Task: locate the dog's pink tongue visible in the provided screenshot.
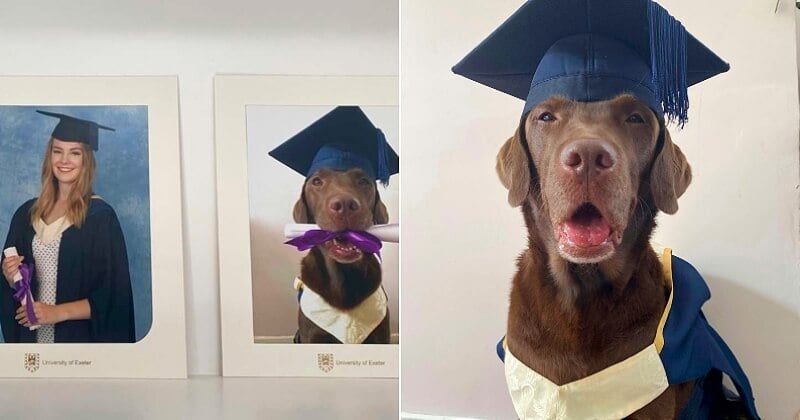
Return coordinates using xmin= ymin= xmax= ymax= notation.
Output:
xmin=564 ymin=218 xmax=611 ymax=247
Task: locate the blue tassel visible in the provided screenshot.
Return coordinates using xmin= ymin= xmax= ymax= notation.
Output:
xmin=648 ymin=1 xmax=689 ymax=127
xmin=375 ymin=129 xmax=390 ymax=187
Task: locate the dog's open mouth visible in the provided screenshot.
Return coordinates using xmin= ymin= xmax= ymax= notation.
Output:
xmin=323 ymin=236 xmax=364 ymax=263
xmin=555 ymin=203 xmax=621 ymax=263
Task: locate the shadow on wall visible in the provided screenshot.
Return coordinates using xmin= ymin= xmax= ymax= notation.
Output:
xmin=702 ymin=273 xmax=800 ymax=411
xmin=797 ymin=9 xmax=800 ymax=90
xmin=250 ymin=219 xmax=301 ymax=338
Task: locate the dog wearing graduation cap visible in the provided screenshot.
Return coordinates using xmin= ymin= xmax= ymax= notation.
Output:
xmin=270 ymin=106 xmax=398 ymax=344
xmin=454 ymin=0 xmax=758 ymax=418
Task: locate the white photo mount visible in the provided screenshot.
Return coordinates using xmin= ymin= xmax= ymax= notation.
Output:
xmin=215 ymin=75 xmax=399 ymax=377
xmin=0 ymin=76 xmax=186 ymax=378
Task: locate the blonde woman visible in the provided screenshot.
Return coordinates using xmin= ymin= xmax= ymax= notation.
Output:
xmin=0 ymin=111 xmax=134 ymax=343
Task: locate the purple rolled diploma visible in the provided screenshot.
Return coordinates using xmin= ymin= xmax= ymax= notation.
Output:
xmin=3 ymin=247 xmax=39 ymax=329
xmin=284 ymin=223 xmax=399 ymax=243
xmin=284 ymin=229 xmax=384 ymax=260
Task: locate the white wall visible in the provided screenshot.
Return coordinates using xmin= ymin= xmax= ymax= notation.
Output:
xmin=246 ymin=105 xmax=399 ymax=338
xmin=0 ymin=0 xmax=398 ymax=375
xmin=401 ymin=1 xmax=800 ymax=419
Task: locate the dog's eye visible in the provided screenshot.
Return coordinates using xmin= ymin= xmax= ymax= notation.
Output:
xmin=310 ymin=177 xmax=323 ymax=186
xmin=358 ymin=177 xmax=370 ymax=186
xmin=626 ymin=113 xmax=645 ymax=124
xmin=537 ymin=112 xmax=557 ymax=122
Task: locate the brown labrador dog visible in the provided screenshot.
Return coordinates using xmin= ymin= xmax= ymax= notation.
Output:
xmin=292 ymin=167 xmax=391 ymax=344
xmin=496 ymin=94 xmax=694 ymax=417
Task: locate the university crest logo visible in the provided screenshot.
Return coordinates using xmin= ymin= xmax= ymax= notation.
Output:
xmin=24 ymin=353 xmax=40 ymax=373
xmin=317 ymin=353 xmax=334 ymax=373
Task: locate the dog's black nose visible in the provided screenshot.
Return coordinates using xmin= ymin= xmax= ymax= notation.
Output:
xmin=328 ymin=195 xmax=361 ymax=216
xmin=560 ymin=139 xmax=617 ymax=176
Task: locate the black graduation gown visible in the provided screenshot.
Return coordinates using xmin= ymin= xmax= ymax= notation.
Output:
xmin=0 ymin=198 xmax=135 ymax=343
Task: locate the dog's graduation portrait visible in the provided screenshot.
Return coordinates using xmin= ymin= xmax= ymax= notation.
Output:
xmin=245 ymin=104 xmax=399 ymax=347
xmin=452 ymin=0 xmax=759 ymax=418
xmin=269 ymin=106 xmax=399 ymax=344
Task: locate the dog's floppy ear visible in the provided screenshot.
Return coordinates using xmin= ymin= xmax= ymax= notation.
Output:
xmin=496 ymin=126 xmax=531 ymax=207
xmin=293 ymin=187 xmax=311 ymax=223
xmin=373 ymin=190 xmax=389 ymax=224
xmin=650 ymin=128 xmax=692 ymax=215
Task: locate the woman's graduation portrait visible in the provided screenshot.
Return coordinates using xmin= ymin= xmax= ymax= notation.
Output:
xmin=0 ymin=106 xmax=151 ymax=343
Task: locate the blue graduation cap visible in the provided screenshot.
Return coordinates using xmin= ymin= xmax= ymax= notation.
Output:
xmin=269 ymin=106 xmax=399 ymax=186
xmin=452 ymin=0 xmax=730 ymax=126
xmin=36 ymin=110 xmax=115 ymax=151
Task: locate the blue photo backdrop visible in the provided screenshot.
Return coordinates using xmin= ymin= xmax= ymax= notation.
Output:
xmin=0 ymin=106 xmax=151 ymax=342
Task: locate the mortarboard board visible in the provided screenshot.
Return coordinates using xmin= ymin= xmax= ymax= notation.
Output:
xmin=36 ymin=110 xmax=115 ymax=151
xmin=269 ymin=106 xmax=399 ymax=186
xmin=452 ymin=0 xmax=730 ymax=126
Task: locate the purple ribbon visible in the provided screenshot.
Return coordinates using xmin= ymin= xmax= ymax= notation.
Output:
xmin=285 ymin=230 xmax=383 ymax=260
xmin=12 ymin=263 xmax=37 ymax=325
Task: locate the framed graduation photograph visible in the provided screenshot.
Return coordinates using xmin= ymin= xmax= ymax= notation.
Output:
xmin=0 ymin=77 xmax=186 ymax=378
xmin=215 ymin=75 xmax=398 ymax=377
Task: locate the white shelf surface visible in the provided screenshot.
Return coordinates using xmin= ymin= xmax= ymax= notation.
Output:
xmin=0 ymin=375 xmax=399 ymax=419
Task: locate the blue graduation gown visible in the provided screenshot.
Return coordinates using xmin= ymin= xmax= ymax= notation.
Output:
xmin=0 ymin=198 xmax=135 ymax=343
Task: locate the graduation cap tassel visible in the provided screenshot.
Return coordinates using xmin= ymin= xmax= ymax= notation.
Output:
xmin=648 ymin=1 xmax=689 ymax=127
xmin=375 ymin=129 xmax=390 ymax=187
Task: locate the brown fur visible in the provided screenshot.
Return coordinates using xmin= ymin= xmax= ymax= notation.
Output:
xmin=496 ymin=95 xmax=694 ymax=417
xmin=293 ymin=168 xmax=390 ymax=344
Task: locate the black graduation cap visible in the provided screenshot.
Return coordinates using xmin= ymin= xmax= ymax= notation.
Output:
xmin=269 ymin=106 xmax=399 ymax=186
xmin=36 ymin=110 xmax=115 ymax=151
xmin=452 ymin=0 xmax=730 ymax=126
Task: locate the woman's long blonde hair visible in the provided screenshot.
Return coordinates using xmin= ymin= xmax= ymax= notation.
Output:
xmin=30 ymin=138 xmax=96 ymax=227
